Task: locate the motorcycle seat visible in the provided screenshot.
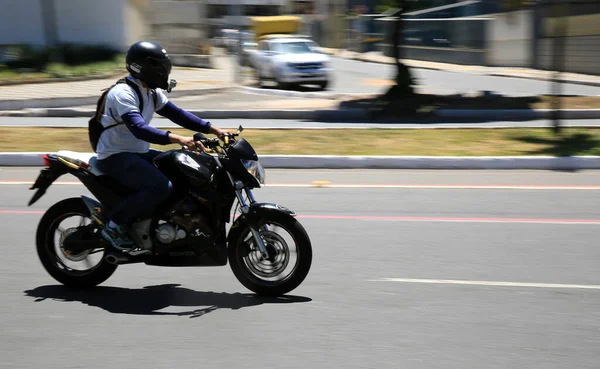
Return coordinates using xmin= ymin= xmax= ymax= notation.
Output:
xmin=56 ymin=150 xmax=137 ymax=196
xmin=56 ymin=151 xmax=105 ymax=176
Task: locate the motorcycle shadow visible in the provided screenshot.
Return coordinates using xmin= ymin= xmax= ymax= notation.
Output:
xmin=24 ymin=284 xmax=312 ymax=318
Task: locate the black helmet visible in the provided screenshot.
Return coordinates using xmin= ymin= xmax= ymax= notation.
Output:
xmin=126 ymin=41 xmax=174 ymax=91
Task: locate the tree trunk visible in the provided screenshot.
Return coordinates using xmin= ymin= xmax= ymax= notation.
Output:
xmin=390 ymin=4 xmax=414 ymax=97
xmin=376 ymin=4 xmax=415 ymax=118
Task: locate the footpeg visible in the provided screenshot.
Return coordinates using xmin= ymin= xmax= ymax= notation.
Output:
xmin=127 ymin=249 xmax=152 ymax=256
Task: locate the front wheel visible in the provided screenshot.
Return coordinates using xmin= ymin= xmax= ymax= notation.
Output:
xmin=229 ymin=211 xmax=312 ymax=296
xmin=36 ymin=197 xmax=117 ymax=287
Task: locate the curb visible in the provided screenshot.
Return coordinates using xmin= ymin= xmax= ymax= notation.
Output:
xmin=3 ymin=152 xmax=600 ymax=170
xmin=0 ymin=86 xmax=232 ymax=111
xmin=2 ymin=107 xmax=600 ymax=121
xmin=435 ymin=109 xmax=600 ymax=121
xmin=239 ymin=86 xmax=365 ymax=100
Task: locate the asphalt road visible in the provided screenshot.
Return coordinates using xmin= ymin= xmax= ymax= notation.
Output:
xmin=1 ymin=168 xmax=600 ymax=369
xmin=2 ymin=117 xmax=600 ymax=129
xmin=323 ymin=57 xmax=599 ymax=97
xmin=241 ymin=56 xmax=599 ymax=97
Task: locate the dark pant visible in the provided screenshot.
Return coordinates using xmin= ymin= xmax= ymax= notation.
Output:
xmin=96 ymin=150 xmax=172 ymax=225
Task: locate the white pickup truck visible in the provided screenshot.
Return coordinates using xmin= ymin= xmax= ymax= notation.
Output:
xmin=249 ymin=36 xmax=331 ymax=90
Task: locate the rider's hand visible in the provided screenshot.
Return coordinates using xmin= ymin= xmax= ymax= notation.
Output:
xmin=210 ymin=126 xmax=230 ymax=141
xmin=169 ymin=133 xmax=204 ymax=152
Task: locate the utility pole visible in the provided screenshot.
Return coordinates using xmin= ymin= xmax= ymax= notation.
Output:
xmin=230 ymin=0 xmax=244 ymax=84
xmin=40 ymin=0 xmax=58 ymax=48
xmin=551 ymin=0 xmax=568 ymax=135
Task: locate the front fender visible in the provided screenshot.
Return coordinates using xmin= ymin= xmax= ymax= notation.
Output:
xmin=227 ymin=203 xmax=296 ymax=247
xmin=249 ymin=203 xmax=296 ymax=217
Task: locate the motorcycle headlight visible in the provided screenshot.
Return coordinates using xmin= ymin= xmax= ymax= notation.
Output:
xmin=242 ymin=159 xmax=266 ymax=185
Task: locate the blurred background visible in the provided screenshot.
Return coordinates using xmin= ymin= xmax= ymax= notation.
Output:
xmin=2 ymin=0 xmax=598 ymax=71
xmin=0 ymin=0 xmax=598 ymax=130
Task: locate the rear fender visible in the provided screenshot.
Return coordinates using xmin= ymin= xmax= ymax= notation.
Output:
xmin=28 ymin=154 xmax=70 ymax=206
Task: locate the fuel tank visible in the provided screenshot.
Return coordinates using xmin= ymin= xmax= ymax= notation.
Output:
xmin=154 ymin=149 xmax=217 ymax=188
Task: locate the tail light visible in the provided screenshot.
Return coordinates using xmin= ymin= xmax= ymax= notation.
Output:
xmin=42 ymin=154 xmax=50 ymax=167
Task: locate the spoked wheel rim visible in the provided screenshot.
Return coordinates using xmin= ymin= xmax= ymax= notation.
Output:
xmin=45 ymin=212 xmax=105 ymax=277
xmin=238 ymin=221 xmax=300 ymax=286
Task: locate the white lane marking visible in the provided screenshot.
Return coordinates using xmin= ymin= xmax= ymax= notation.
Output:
xmin=370 ymin=278 xmax=600 ymax=290
xmin=0 ymin=181 xmax=81 ymax=185
xmin=1 ymin=181 xmax=599 ymax=190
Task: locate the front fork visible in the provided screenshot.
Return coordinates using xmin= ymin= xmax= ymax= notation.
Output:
xmin=233 ymin=185 xmax=271 ymax=260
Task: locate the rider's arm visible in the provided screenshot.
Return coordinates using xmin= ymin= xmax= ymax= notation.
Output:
xmin=121 ymin=112 xmax=172 ymax=145
xmin=156 ymin=101 xmax=212 ymax=134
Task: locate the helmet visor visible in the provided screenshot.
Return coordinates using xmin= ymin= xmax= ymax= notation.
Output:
xmin=143 ymin=57 xmax=172 ymax=90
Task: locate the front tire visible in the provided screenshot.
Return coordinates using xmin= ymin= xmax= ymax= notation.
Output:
xmin=36 ymin=197 xmax=117 ymax=287
xmin=229 ymin=211 xmax=312 ymax=296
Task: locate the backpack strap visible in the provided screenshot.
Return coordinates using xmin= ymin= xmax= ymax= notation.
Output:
xmin=124 ymin=78 xmax=145 ymax=113
xmin=105 ymin=78 xmax=150 ymax=124
xmin=94 ymin=78 xmax=126 ymax=123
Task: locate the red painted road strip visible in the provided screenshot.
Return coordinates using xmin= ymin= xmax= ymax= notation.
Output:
xmin=1 ymin=210 xmax=599 ymax=225
xmin=1 ymin=180 xmax=600 ymax=190
xmin=296 ymin=214 xmax=600 ymax=224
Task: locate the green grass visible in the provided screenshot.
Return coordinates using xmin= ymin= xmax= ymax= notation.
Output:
xmin=0 ymin=55 xmax=124 ymax=83
xmin=44 ymin=55 xmax=124 ymax=78
xmin=1 ymin=127 xmax=600 ymax=156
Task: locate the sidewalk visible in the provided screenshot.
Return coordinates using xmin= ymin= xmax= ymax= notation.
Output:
xmin=0 ymin=56 xmax=236 ymax=110
xmin=319 ymin=48 xmax=600 ymax=88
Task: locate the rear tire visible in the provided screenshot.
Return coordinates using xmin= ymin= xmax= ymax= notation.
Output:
xmin=36 ymin=197 xmax=117 ymax=287
xmin=229 ymin=211 xmax=312 ymax=296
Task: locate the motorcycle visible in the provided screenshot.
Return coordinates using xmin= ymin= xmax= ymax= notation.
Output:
xmin=28 ymin=126 xmax=312 ymax=296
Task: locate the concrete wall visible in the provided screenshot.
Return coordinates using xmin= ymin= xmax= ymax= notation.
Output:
xmin=149 ymin=1 xmax=208 ymax=53
xmin=0 ymin=0 xmax=47 ymax=46
xmin=150 ymin=1 xmax=206 ymax=25
xmin=0 ymin=0 xmax=150 ymax=51
xmin=54 ymin=0 xmax=125 ymax=49
xmin=486 ymin=10 xmax=533 ymax=67
xmin=536 ymin=12 xmax=600 ymax=76
xmin=125 ymin=0 xmax=152 ymax=47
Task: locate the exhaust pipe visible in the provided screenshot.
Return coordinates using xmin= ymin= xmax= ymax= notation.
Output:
xmin=104 ymin=252 xmax=129 ymax=265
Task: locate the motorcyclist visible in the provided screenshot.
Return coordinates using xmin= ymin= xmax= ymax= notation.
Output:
xmin=96 ymin=40 xmax=229 ymax=253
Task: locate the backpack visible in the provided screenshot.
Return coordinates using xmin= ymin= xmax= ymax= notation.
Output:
xmin=88 ymin=78 xmax=157 ymax=152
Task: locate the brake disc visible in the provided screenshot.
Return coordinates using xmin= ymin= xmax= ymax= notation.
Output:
xmin=60 ymin=227 xmax=92 ymax=262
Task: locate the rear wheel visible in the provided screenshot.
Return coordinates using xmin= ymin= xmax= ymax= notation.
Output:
xmin=229 ymin=211 xmax=312 ymax=296
xmin=36 ymin=198 xmax=117 ymax=287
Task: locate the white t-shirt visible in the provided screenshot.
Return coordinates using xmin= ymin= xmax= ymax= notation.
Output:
xmin=96 ymin=76 xmax=169 ymax=160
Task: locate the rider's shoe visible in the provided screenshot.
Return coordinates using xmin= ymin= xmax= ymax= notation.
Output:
xmin=101 ymin=223 xmax=137 ymax=252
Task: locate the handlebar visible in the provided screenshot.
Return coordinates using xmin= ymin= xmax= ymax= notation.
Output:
xmin=190 ymin=125 xmax=244 ymax=153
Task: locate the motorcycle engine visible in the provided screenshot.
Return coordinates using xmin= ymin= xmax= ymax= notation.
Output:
xmin=157 ymin=196 xmax=213 ymax=244
xmin=156 ymin=223 xmax=186 ymax=244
